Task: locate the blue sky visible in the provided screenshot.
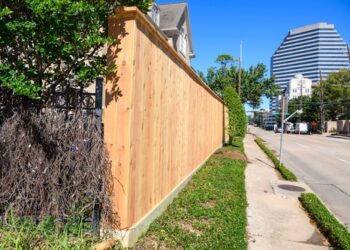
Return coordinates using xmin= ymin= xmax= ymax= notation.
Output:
xmin=157 ymin=0 xmax=350 ymax=110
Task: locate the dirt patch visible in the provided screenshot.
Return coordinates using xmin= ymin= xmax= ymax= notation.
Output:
xmin=215 ymin=149 xmax=247 ymax=162
xmin=135 ymin=235 xmax=158 ymax=249
xmin=179 ymin=221 xmax=202 ymax=236
xmin=199 ymin=218 xmax=214 ymax=226
xmin=202 ymin=200 xmax=217 ymax=209
xmin=135 ymin=235 xmax=172 ymax=250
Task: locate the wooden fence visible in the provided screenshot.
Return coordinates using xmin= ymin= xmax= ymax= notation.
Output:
xmin=104 ymin=7 xmax=227 ymax=242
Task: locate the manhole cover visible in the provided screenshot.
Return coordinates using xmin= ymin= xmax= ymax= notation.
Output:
xmin=278 ymin=184 xmax=306 ymax=192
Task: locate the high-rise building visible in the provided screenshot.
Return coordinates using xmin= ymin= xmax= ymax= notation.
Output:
xmin=270 ymin=23 xmax=349 ymax=111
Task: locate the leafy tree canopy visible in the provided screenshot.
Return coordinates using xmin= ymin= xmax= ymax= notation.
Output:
xmin=287 ymin=96 xmax=319 ymax=124
xmin=0 ymin=0 xmax=152 ymax=101
xmin=323 ymin=69 xmax=350 ymax=120
xmin=284 ymin=69 xmax=350 ymax=125
xmin=199 ymin=54 xmax=279 ymax=108
xmin=215 ymin=54 xmax=236 ymax=66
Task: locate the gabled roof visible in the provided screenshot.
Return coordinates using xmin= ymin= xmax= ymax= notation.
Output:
xmin=158 ymin=2 xmax=195 ymax=58
xmin=158 ymin=2 xmax=187 ymax=30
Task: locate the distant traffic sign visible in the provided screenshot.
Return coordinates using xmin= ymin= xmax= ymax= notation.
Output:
xmin=272 ymin=112 xmax=289 ymax=116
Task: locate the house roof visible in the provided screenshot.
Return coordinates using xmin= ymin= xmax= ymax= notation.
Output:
xmin=158 ymin=2 xmax=195 ymax=58
xmin=158 ymin=2 xmax=187 ymax=30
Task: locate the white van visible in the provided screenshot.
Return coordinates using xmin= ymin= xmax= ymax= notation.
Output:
xmin=294 ymin=122 xmax=309 ymax=134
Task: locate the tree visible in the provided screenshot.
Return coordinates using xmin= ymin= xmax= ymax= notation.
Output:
xmin=215 ymin=54 xmax=235 ymax=66
xmin=241 ymin=64 xmax=278 ymax=108
xmin=198 ymin=55 xmax=236 ymax=96
xmin=223 ymin=86 xmax=246 ymax=144
xmin=287 ymin=96 xmax=319 ymax=124
xmin=0 ymin=0 xmax=152 ymax=104
xmin=323 ymin=69 xmax=350 ymax=120
xmin=199 ymin=54 xmax=279 ymax=108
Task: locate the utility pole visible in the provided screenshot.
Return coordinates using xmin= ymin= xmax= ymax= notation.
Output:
xmin=299 ymin=77 xmax=303 ymax=128
xmin=319 ymin=70 xmax=325 ymax=133
xmin=300 ymin=77 xmax=303 ymax=110
xmin=279 ymin=92 xmax=286 ymax=164
xmin=238 ymin=41 xmax=242 ymax=97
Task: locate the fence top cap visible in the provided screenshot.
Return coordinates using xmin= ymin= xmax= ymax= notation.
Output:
xmin=110 ymin=6 xmax=225 ymax=105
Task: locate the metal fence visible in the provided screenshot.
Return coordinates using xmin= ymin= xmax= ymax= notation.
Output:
xmin=0 ymin=78 xmax=105 ymax=235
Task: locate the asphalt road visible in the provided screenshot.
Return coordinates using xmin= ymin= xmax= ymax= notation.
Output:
xmin=249 ymin=126 xmax=350 ymax=228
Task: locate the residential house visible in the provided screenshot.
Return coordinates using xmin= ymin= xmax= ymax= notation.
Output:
xmin=148 ymin=2 xmax=195 ymax=64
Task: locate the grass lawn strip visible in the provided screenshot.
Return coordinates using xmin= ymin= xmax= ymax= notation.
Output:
xmin=135 ymin=137 xmax=247 ymax=249
xmin=0 ymin=215 xmax=99 ymax=249
xmin=300 ymin=193 xmax=350 ymax=250
xmin=254 ymin=137 xmax=297 ymax=181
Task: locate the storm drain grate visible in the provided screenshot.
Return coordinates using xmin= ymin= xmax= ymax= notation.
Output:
xmin=278 ymin=184 xmax=306 ymax=192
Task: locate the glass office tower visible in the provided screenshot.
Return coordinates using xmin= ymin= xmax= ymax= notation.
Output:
xmin=270 ymin=23 xmax=349 ymax=111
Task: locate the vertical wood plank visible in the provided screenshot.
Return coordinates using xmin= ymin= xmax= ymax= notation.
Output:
xmin=105 ymin=16 xmax=137 ymax=228
xmin=106 ymin=8 xmax=228 ymax=228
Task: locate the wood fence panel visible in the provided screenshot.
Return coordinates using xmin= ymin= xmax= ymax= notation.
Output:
xmin=106 ymin=7 xmax=227 ymax=229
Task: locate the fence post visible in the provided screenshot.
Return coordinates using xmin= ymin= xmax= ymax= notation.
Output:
xmin=95 ymin=77 xmax=104 ymax=129
xmin=104 ymin=12 xmax=137 ymax=229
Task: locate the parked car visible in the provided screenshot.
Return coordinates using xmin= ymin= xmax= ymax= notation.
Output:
xmin=285 ymin=122 xmax=294 ymax=133
xmin=294 ymin=122 xmax=310 ymax=134
xmin=275 ymin=127 xmax=282 ymax=133
xmin=274 ymin=122 xmax=294 ymax=133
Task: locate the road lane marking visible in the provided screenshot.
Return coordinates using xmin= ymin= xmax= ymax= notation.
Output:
xmin=338 ymin=158 xmax=350 ymax=165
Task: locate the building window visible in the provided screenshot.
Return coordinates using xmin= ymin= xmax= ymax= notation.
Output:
xmin=151 ymin=5 xmax=159 ymax=26
xmin=179 ymin=27 xmax=187 ymax=56
xmin=293 ymin=89 xmax=297 ymax=93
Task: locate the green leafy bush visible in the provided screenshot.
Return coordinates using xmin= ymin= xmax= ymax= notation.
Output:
xmin=0 ymin=0 xmax=152 ymax=101
xmin=300 ymin=193 xmax=350 ymax=249
xmin=223 ymin=86 xmax=247 ymax=144
xmin=254 ymin=137 xmax=297 ymax=181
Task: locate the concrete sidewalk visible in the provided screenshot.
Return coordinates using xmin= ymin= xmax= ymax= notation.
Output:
xmin=244 ymin=133 xmax=328 ymax=250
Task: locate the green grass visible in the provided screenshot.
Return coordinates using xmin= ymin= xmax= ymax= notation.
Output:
xmin=300 ymin=193 xmax=350 ymax=250
xmin=254 ymin=137 xmax=298 ymax=181
xmin=135 ymin=138 xmax=247 ymax=249
xmin=227 ymin=136 xmax=245 ymax=154
xmin=0 ymin=214 xmax=99 ymax=250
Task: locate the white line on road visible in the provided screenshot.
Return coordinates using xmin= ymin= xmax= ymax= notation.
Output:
xmin=338 ymin=159 xmax=350 ymax=165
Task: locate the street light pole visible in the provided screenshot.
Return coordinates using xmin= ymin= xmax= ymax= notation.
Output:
xmin=238 ymin=42 xmax=242 ymax=97
xmin=300 ymin=78 xmax=303 ymax=110
xmin=299 ymin=77 xmax=303 ymax=131
xmin=279 ymin=106 xmax=303 ymax=165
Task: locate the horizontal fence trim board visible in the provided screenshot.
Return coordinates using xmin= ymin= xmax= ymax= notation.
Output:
xmin=112 ymin=7 xmax=224 ymax=104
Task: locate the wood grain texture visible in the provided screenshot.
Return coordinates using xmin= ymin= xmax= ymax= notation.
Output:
xmin=106 ymin=7 xmax=227 ymax=229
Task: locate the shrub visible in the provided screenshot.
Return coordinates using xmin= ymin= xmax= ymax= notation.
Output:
xmin=223 ymin=86 xmax=247 ymax=145
xmin=0 ymin=112 xmax=117 ymax=228
xmin=300 ymin=193 xmax=350 ymax=249
xmin=330 ymin=127 xmax=338 ymax=134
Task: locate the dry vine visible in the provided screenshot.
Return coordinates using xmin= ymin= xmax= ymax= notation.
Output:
xmin=0 ymin=111 xmax=118 ymax=228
